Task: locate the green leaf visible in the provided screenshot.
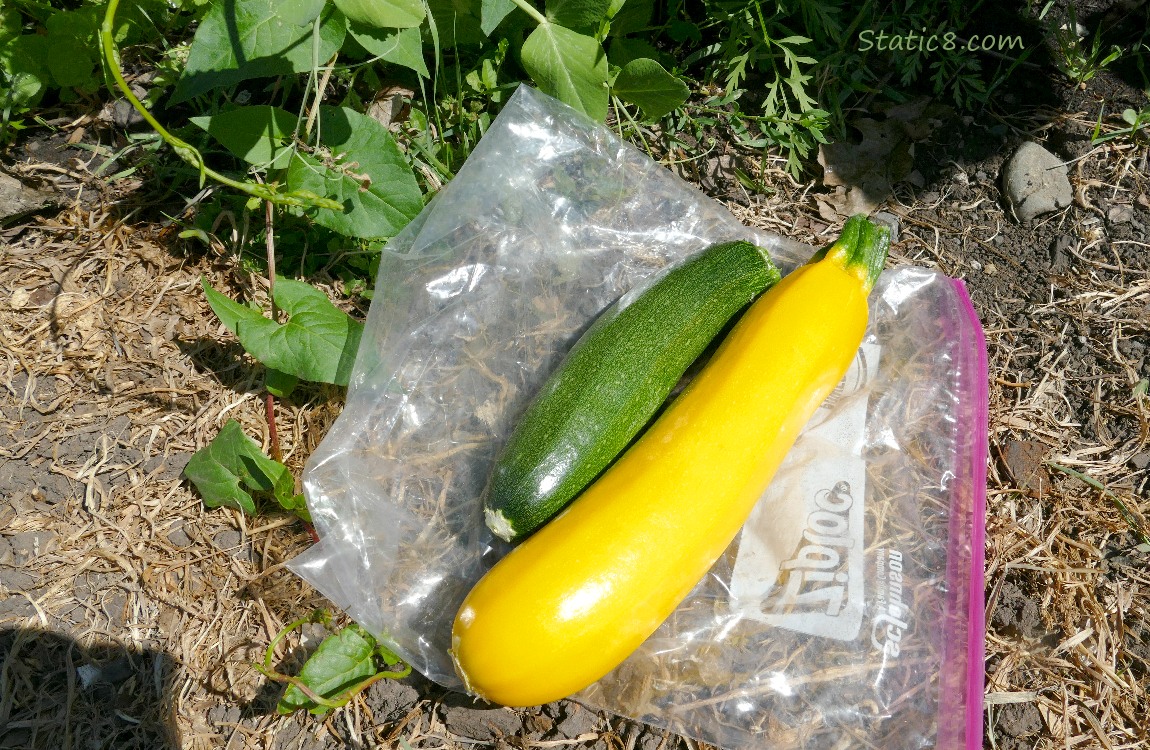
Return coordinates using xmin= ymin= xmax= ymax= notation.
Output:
xmin=190 ymin=106 xmax=299 ymax=168
xmin=172 ymin=0 xmax=347 ymax=104
xmin=44 ymin=10 xmax=101 ymax=91
xmin=606 ymin=36 xmax=659 ymax=68
xmin=480 ymin=0 xmax=517 ymax=34
xmin=0 ymin=11 xmax=20 ymax=46
xmin=184 ymin=420 xmax=294 ymax=516
xmin=521 ymin=24 xmax=608 ymax=121
xmin=278 ymin=624 xmax=381 ymax=715
xmin=286 ymin=106 xmax=423 ymax=239
xmin=333 ymin=0 xmax=424 ymax=28
xmin=545 ymin=0 xmax=612 ymax=34
xmin=280 ymin=0 xmax=330 ymax=26
xmin=349 ymin=24 xmax=428 ymax=77
xmin=608 ymin=0 xmax=651 ymax=36
xmin=426 ymin=0 xmax=488 ymax=48
xmin=202 ymin=276 xmax=365 ymax=386
xmin=0 ymin=35 xmax=50 ymax=109
xmin=265 ymin=368 xmax=300 ymax=398
xmin=611 ymin=57 xmax=688 ymax=120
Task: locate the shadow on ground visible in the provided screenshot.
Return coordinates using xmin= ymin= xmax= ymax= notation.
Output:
xmin=0 ymin=628 xmax=177 ymax=750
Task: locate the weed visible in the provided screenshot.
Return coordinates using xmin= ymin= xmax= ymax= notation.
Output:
xmin=1051 ymin=5 xmax=1122 ymax=85
xmin=1091 ymin=105 xmax=1150 ymax=146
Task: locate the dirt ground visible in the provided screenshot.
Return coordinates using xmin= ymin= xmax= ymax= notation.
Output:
xmin=3 ymin=14 xmax=1150 ymax=750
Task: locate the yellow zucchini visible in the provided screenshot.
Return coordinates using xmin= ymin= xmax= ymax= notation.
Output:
xmin=451 ymin=216 xmax=889 ymax=707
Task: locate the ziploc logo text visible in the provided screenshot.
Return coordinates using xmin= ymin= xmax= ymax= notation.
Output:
xmin=769 ymin=481 xmax=856 ymax=618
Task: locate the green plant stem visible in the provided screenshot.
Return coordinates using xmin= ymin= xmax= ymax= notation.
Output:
xmin=406 ymin=133 xmax=455 ymax=181
xmin=254 ymin=611 xmax=412 ymax=711
xmin=508 ymin=0 xmax=548 ymax=26
xmin=99 ymin=0 xmax=342 ymax=211
xmin=689 ymin=103 xmax=825 ymax=127
xmin=1045 ymin=461 xmax=1150 ymax=547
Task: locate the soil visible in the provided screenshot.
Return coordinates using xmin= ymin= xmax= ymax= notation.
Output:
xmin=3 ymin=1 xmax=1150 ymax=749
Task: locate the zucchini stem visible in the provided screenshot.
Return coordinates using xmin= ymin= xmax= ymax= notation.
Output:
xmin=809 ymin=214 xmax=891 ymax=292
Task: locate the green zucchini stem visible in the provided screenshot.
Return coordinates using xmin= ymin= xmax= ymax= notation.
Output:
xmin=807 ymin=214 xmax=891 ymax=292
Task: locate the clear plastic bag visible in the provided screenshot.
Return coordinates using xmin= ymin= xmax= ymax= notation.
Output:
xmin=289 ymin=85 xmax=988 ymax=750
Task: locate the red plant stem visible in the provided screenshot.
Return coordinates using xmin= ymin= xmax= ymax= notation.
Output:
xmin=266 ymin=393 xmax=282 ymax=463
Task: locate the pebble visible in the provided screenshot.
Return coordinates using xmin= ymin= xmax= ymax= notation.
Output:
xmin=1107 ymin=204 xmax=1134 ymax=224
xmin=1003 ymin=142 xmax=1073 ymax=222
xmin=871 ymin=210 xmax=900 ymax=244
xmin=0 ymin=171 xmax=57 ymax=223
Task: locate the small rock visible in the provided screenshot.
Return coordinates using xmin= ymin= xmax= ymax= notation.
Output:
xmin=77 ymin=663 xmax=103 ymax=689
xmin=9 ymin=530 xmax=58 ymax=566
xmin=112 ymin=100 xmax=145 ymax=128
xmin=1107 ymin=204 xmax=1134 ymax=224
xmin=0 ymin=536 xmax=12 ymax=565
xmin=1004 ymin=439 xmax=1049 ymax=497
xmin=97 ymin=83 xmax=148 ymax=128
xmin=1003 ymin=142 xmax=1073 ymax=222
xmin=103 ymin=590 xmax=128 ymax=628
xmin=364 ymin=678 xmax=420 ymax=726
xmin=206 ymin=704 xmax=242 ymax=725
xmin=1132 ymin=452 xmax=1150 ymax=470
xmin=0 ymin=567 xmax=37 ymax=591
xmin=970 ymin=259 xmax=982 ymax=271
xmin=524 ymin=711 xmax=554 ymax=734
xmin=166 ymin=520 xmax=192 ymax=548
xmin=0 ymin=171 xmax=57 ymax=224
xmin=442 ymin=703 xmax=521 ymax=741
xmin=998 ymin=701 xmax=1043 ymax=738
xmin=548 ymin=702 xmax=599 ymax=740
xmin=93 ymin=655 xmax=136 ymax=685
xmin=213 ymin=529 xmax=243 ymax=553
xmin=985 ymin=263 xmax=997 ymax=275
xmin=871 ymin=210 xmax=900 ymax=244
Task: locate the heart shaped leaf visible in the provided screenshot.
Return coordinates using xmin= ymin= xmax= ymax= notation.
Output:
xmin=202 ymin=277 xmax=364 ymax=386
xmin=278 ymin=624 xmax=382 ymax=715
xmin=286 ymin=106 xmax=423 ymax=239
xmin=190 ymin=105 xmax=299 ymax=168
xmin=611 ymin=57 xmax=689 ymax=120
xmin=521 ymin=24 xmax=608 ymax=121
xmin=173 ymin=0 xmax=347 ymax=103
xmin=184 ymin=420 xmax=303 ymax=517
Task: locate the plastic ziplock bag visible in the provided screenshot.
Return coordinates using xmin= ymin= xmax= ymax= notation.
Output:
xmin=289 ymin=85 xmax=988 ymax=750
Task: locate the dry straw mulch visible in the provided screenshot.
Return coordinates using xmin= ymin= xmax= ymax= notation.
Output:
xmin=1 ymin=204 xmax=346 ymax=748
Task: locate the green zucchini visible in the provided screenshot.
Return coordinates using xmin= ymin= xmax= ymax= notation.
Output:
xmin=484 ymin=240 xmax=781 ymax=542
